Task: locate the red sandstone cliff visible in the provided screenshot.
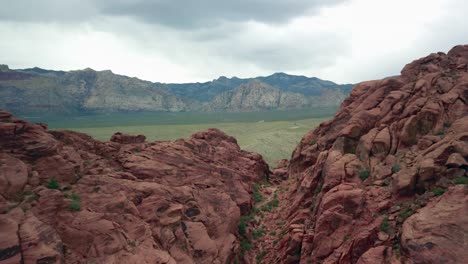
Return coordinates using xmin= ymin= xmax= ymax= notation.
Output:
xmin=266 ymin=45 xmax=468 ymax=263
xmin=0 ymin=112 xmax=269 ymax=263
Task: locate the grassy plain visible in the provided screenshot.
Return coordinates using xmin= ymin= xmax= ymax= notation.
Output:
xmin=23 ymin=108 xmax=335 ymax=166
xmin=60 ymin=118 xmax=326 ymax=165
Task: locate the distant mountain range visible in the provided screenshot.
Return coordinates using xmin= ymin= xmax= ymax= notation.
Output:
xmin=0 ymin=65 xmax=353 ymax=114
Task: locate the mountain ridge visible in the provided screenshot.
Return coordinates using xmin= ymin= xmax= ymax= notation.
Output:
xmin=0 ymin=65 xmax=353 ymax=114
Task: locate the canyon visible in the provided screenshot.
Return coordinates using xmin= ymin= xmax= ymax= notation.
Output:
xmin=0 ymin=45 xmax=467 ymax=264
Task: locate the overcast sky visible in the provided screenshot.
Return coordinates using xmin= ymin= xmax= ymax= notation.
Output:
xmin=0 ymin=0 xmax=467 ymax=83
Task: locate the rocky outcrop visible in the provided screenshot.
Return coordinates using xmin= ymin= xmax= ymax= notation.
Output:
xmin=0 ymin=111 xmax=270 ymax=263
xmin=0 ymin=68 xmax=352 ymax=114
xmin=110 ymin=132 xmax=146 ymax=144
xmin=265 ymin=45 xmax=468 ymax=263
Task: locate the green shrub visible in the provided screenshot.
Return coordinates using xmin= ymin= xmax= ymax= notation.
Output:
xmin=435 ymin=130 xmax=445 ymax=136
xmin=240 ymin=238 xmax=252 ymax=256
xmin=443 ymin=121 xmax=452 ymax=128
xmin=391 ymin=164 xmax=401 ymax=174
xmin=432 ymin=187 xmax=445 ymax=196
xmin=454 ymin=177 xmax=468 ymax=185
xmin=310 ymin=140 xmax=317 ymax=145
xmin=252 ymin=184 xmax=263 ymax=203
xmin=70 ymin=193 xmax=81 ymax=201
xmin=67 ymin=192 xmax=81 ymax=212
xmin=261 ymin=199 xmax=279 ymax=212
xmin=393 ymin=244 xmax=401 ymax=258
xmin=129 ymin=241 xmax=136 ymax=248
xmin=276 ymin=221 xmax=285 ymax=226
xmin=278 ymin=228 xmax=288 ymax=238
xmin=380 ymin=216 xmax=390 ymax=233
xmin=399 ymin=205 xmax=414 ymax=221
xmin=269 ymin=231 xmax=277 ymax=236
xmin=69 ymin=200 xmax=81 ymax=212
xmin=62 ymin=185 xmax=72 ymax=191
xmin=256 ymin=251 xmax=267 ymax=264
xmin=252 ymin=228 xmax=266 ymax=239
xmin=46 ymin=178 xmax=60 ymax=190
xmin=359 ymin=169 xmax=370 ymax=181
xmin=238 ymin=217 xmax=247 ymax=235
xmin=343 ymin=235 xmax=350 ymax=242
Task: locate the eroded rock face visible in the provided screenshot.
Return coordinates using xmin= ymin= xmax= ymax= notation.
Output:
xmin=0 ymin=112 xmax=269 ymax=264
xmin=274 ymin=45 xmax=468 ymax=263
xmin=401 ymin=186 xmax=468 ymax=264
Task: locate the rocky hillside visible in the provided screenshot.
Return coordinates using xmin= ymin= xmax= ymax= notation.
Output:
xmin=0 ymin=67 xmax=187 ymax=114
xmin=243 ymin=45 xmax=468 ymax=263
xmin=206 ymin=80 xmax=347 ymax=112
xmin=0 ymin=66 xmax=352 ymax=114
xmin=0 ymin=111 xmax=269 ymax=263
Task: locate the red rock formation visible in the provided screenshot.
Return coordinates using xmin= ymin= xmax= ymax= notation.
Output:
xmin=110 ymin=132 xmax=146 ymax=144
xmin=0 ymin=112 xmax=269 ymax=264
xmin=271 ymin=45 xmax=468 ymax=263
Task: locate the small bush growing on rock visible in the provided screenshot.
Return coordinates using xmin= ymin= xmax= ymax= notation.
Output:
xmin=310 ymin=140 xmax=317 ymax=145
xmin=276 ymin=221 xmax=285 ymax=226
xmin=398 ymin=205 xmax=414 ymax=221
xmin=261 ymin=199 xmax=279 ymax=212
xmin=70 ymin=193 xmax=81 ymax=201
xmin=62 ymin=185 xmax=72 ymax=191
xmin=435 ymin=130 xmax=445 ymax=136
xmin=252 ymin=184 xmax=263 ymax=203
xmin=393 ymin=244 xmax=401 ymax=258
xmin=380 ymin=216 xmax=390 ymax=233
xmin=252 ymin=227 xmax=266 ymax=239
xmin=269 ymin=231 xmax=277 ymax=236
xmin=67 ymin=193 xmax=81 ymax=212
xmin=359 ymin=169 xmax=370 ymax=181
xmin=46 ymin=178 xmax=60 ymax=190
xmin=443 ymin=121 xmax=452 ymax=128
xmin=432 ymin=187 xmax=446 ymax=196
xmin=129 ymin=241 xmax=136 ymax=248
xmin=391 ymin=164 xmax=401 ymax=174
xmin=238 ymin=217 xmax=247 ymax=235
xmin=69 ymin=200 xmax=81 ymax=212
xmin=256 ymin=251 xmax=267 ymax=264
xmin=454 ymin=177 xmax=468 ymax=185
xmin=240 ymin=238 xmax=252 ymax=256
xmin=278 ymin=228 xmax=288 ymax=239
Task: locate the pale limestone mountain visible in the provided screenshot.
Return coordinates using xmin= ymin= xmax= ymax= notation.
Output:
xmin=0 ymin=66 xmax=353 ymax=114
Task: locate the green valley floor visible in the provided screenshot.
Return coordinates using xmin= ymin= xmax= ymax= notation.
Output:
xmin=56 ymin=118 xmax=326 ymax=165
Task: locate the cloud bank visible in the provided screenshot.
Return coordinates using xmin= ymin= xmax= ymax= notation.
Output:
xmin=0 ymin=0 xmax=466 ymax=83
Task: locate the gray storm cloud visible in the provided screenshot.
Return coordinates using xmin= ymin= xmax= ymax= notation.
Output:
xmin=0 ymin=0 xmax=347 ymax=27
xmin=0 ymin=0 xmax=466 ymax=84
